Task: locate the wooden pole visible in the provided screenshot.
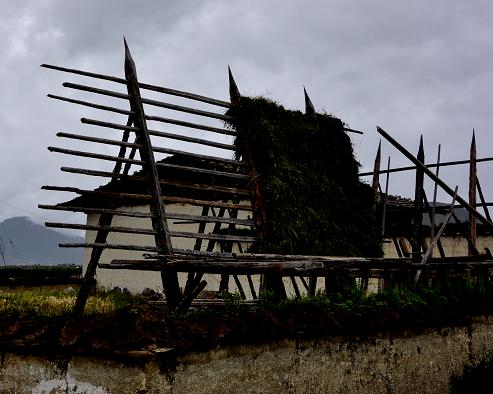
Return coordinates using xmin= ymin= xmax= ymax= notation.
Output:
xmin=412 ymin=136 xmax=425 ymax=262
xmin=359 ymin=156 xmax=493 ymax=177
xmin=476 ymin=176 xmax=492 ymax=222
xmin=422 ymin=192 xmax=446 ymax=258
xmin=376 ymin=126 xmax=493 ymax=232
xmin=382 ymin=156 xmax=390 ymax=236
xmin=124 ymin=38 xmax=181 ymax=307
xmin=430 ymin=144 xmax=441 ymax=257
xmin=415 ymin=187 xmax=458 ymax=285
xmin=469 ymin=130 xmax=477 ymax=255
xmin=73 ymin=111 xmax=136 ymax=315
xmin=372 ymin=141 xmax=382 ymax=213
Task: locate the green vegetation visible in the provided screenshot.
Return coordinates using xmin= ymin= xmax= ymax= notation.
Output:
xmin=226 ymin=97 xmax=382 ymax=257
xmin=0 ymin=288 xmax=142 ymax=317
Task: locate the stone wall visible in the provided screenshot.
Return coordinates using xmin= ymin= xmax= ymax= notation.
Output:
xmin=2 ymin=316 xmax=493 ymax=393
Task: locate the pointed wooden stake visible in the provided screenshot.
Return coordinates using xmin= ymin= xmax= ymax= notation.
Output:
xmin=372 ymin=141 xmax=382 ymax=213
xmin=303 ymin=86 xmax=316 ymax=117
xmin=228 ymin=66 xmax=241 ymax=105
xmin=124 ymin=38 xmax=181 ymax=307
xmin=469 ymin=130 xmax=477 ymax=255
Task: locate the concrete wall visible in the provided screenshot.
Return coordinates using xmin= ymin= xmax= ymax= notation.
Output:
xmin=2 ymin=316 xmax=493 ymax=393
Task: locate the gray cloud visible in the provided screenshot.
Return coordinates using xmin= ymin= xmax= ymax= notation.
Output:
xmin=1 ymin=0 xmax=493 ymax=226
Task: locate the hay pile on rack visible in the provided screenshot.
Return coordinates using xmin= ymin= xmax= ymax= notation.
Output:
xmin=227 ymin=97 xmax=382 ymax=257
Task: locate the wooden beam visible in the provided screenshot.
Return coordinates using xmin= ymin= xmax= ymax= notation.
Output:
xmin=124 ymin=38 xmax=180 ymax=306
xmin=469 ymin=130 xmax=477 ymax=255
xmin=57 ymin=131 xmax=247 ymax=167
xmin=41 ymin=63 xmax=231 ymax=108
xmin=382 ymin=156 xmax=390 ymax=236
xmin=62 ymin=82 xmax=233 ymax=123
xmin=412 ymin=136 xmax=425 ymax=261
xmin=476 ymin=176 xmax=492 ymax=222
xmin=359 ymin=156 xmax=493 ymax=176
xmin=371 ymin=141 xmax=381 ymax=212
xmin=81 ymin=118 xmax=236 ymax=151
xmin=430 ymin=144 xmax=441 ymax=257
xmin=415 ymin=187 xmax=458 ymax=285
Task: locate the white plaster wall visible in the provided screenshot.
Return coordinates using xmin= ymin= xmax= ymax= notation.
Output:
xmin=84 ymin=203 xmax=257 ymax=295
xmin=85 ymin=206 xmax=493 ymax=296
xmin=382 ymin=235 xmax=493 ymax=258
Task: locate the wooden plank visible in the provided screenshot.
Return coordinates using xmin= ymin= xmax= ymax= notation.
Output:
xmin=41 ymin=63 xmax=231 ymax=108
xmin=62 ymin=82 xmax=233 ymax=123
xmin=100 ymin=256 xmax=493 ymax=274
xmin=124 ymin=39 xmax=180 ymax=306
xmin=81 ymin=118 xmax=236 ymax=151
xmin=377 ymin=126 xmax=493 ymax=231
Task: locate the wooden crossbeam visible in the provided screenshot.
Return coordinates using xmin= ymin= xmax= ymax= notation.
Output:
xmin=41 ymin=63 xmax=231 ymax=108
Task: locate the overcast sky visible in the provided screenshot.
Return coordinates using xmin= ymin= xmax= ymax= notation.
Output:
xmin=1 ymin=0 xmax=493 ymax=228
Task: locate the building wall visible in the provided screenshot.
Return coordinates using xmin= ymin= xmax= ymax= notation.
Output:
xmin=85 ymin=203 xmax=258 ymax=295
xmin=84 ymin=205 xmax=493 ymax=296
xmin=382 ymin=235 xmax=493 ymax=258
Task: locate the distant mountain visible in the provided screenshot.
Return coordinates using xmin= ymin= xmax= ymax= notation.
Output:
xmin=0 ymin=217 xmax=84 ymax=265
